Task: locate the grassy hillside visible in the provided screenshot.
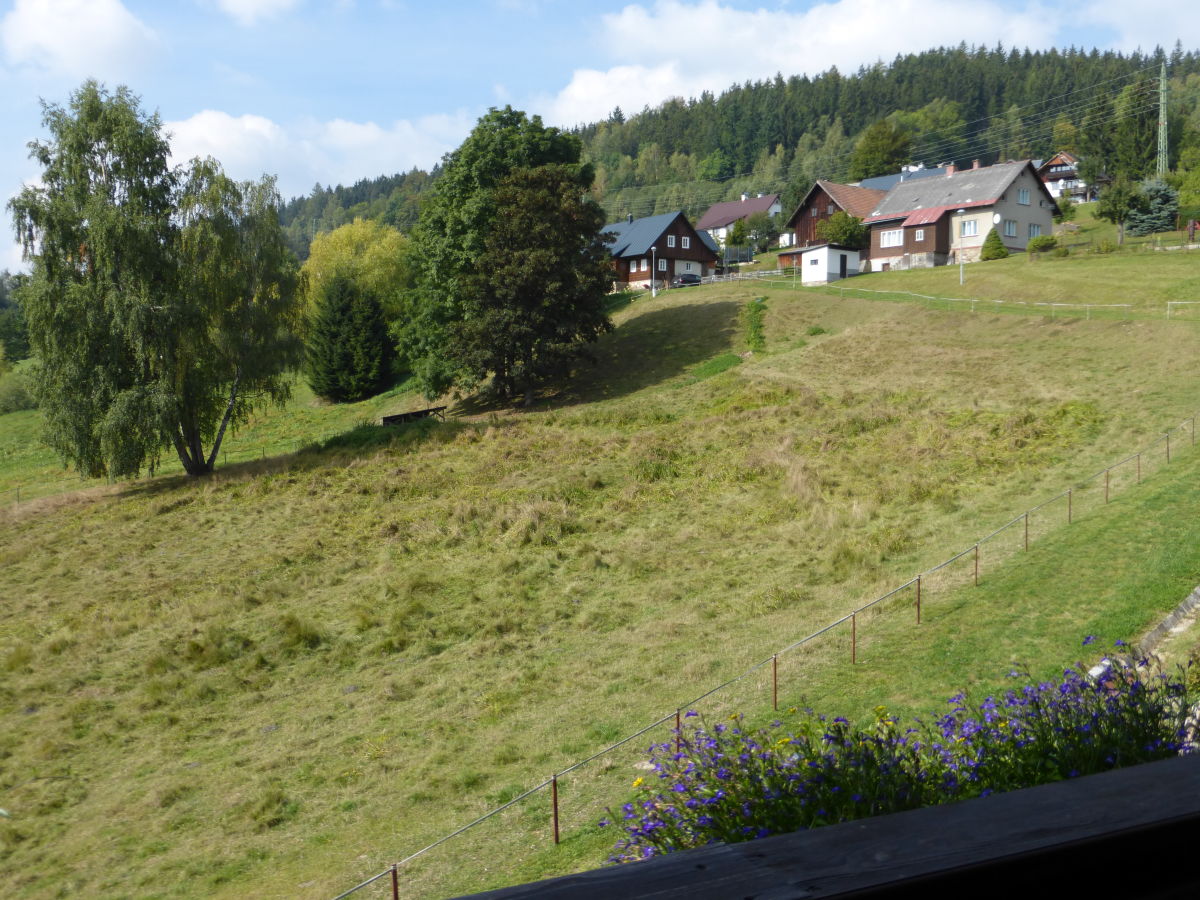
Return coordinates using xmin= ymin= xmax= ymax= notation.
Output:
xmin=4 ymin=271 xmax=1200 ymax=898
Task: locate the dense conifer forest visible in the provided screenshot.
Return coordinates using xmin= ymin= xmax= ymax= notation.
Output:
xmin=278 ymin=44 xmax=1200 ymax=256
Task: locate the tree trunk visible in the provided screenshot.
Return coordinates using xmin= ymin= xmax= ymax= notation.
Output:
xmin=206 ymin=369 xmax=240 ymax=471
xmin=172 ymin=426 xmax=209 ymax=476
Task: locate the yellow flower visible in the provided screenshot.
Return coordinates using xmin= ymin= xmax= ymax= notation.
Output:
xmin=632 ymin=777 xmax=644 ymax=788
xmin=874 ymin=705 xmax=888 ymax=719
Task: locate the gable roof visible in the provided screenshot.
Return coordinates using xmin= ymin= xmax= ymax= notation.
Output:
xmin=864 ymin=161 xmax=1043 ymax=224
xmin=603 ymin=211 xmax=717 ymax=260
xmin=696 ymin=193 xmax=780 ymax=231
xmin=786 ymin=180 xmax=885 ymax=228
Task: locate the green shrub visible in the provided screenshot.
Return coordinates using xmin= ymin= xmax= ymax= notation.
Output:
xmin=0 ymin=369 xmax=36 ymax=413
xmin=1095 ymin=239 xmax=1118 ymax=254
xmin=1027 ymin=235 xmax=1057 ymax=253
xmin=1052 ymin=246 xmax=1070 ymax=258
xmin=980 ymin=227 xmax=1009 ymax=260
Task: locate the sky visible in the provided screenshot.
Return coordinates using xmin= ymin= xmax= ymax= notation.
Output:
xmin=1 ymin=0 xmax=1198 ymax=271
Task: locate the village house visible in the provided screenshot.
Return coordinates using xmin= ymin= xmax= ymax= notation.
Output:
xmin=781 ymin=179 xmax=885 ymax=252
xmin=864 ymin=160 xmax=1058 ymax=271
xmin=604 ymin=211 xmax=719 ymax=289
xmin=1036 ymin=151 xmax=1095 ymax=203
xmin=695 ymin=192 xmax=782 ymax=246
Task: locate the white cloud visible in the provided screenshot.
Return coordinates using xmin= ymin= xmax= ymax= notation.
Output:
xmin=215 ymin=0 xmax=301 ymax=27
xmin=165 ymin=109 xmax=473 ymax=198
xmin=0 ymin=0 xmax=156 ymax=80
xmin=1077 ymin=0 xmax=1200 ymax=52
xmin=534 ymin=0 xmax=1109 ymax=126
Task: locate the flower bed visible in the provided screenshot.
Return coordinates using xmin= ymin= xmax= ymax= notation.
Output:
xmin=604 ymin=641 xmax=1195 ymax=862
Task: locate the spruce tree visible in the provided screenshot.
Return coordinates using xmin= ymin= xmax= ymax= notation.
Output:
xmin=1126 ymin=181 xmax=1179 ymax=236
xmin=306 ymin=273 xmax=392 ymax=403
xmin=980 ymin=227 xmax=1010 ymax=260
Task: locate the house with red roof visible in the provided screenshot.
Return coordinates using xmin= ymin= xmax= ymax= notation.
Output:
xmin=695 ymin=192 xmax=782 ymax=246
xmin=863 ymin=160 xmax=1058 ymax=271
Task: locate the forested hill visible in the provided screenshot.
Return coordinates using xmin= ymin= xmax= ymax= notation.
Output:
xmin=277 ymin=44 xmax=1200 ymax=256
xmin=277 ymin=167 xmax=436 ymax=259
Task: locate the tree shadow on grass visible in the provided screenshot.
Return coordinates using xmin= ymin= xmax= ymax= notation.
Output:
xmin=555 ymin=297 xmax=741 ymax=407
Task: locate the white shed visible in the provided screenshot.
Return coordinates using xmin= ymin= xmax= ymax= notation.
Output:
xmin=800 ymin=243 xmax=860 ymax=285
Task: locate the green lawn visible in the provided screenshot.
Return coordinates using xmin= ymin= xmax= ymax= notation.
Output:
xmin=3 ymin=265 xmax=1200 ymax=898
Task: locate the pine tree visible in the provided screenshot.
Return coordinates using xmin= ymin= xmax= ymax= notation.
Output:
xmin=980 ymin=227 xmax=1010 ymax=260
xmin=1126 ymin=181 xmax=1179 ymax=236
xmin=306 ymin=273 xmax=392 ymax=402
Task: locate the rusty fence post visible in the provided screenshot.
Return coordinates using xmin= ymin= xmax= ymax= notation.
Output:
xmin=772 ymin=655 xmax=778 ymax=711
xmin=916 ymin=576 xmax=922 ymax=625
xmin=974 ymin=544 xmax=979 ymax=586
xmin=851 ymin=614 xmax=857 ymax=664
xmin=675 ymin=709 xmax=682 ymax=754
xmin=551 ymin=775 xmax=560 ymax=845
xmin=1166 ymin=432 xmax=1171 ymax=463
xmin=1024 ymin=512 xmax=1029 ymax=551
xmin=1068 ymin=488 xmax=1072 ymax=524
xmin=1137 ymin=453 xmax=1141 ymax=484
xmin=391 ymin=864 xmax=399 ymax=900
xmin=1105 ymin=469 xmax=1110 ymax=503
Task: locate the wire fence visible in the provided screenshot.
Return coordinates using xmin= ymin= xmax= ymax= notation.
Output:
xmin=332 ymin=411 xmax=1197 ymax=900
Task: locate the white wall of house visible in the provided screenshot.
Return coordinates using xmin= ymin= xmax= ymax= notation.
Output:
xmin=673 ymin=258 xmax=704 ymax=277
xmin=801 ymin=245 xmax=859 ymax=285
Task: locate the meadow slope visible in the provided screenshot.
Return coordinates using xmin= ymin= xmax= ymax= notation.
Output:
xmin=3 ymin=276 xmax=1200 ymax=898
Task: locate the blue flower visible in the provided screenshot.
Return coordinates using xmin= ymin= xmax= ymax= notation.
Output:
xmin=1083 ymin=635 xmax=1097 ymax=646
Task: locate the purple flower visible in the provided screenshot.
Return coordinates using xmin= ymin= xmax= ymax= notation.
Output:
xmin=1083 ymin=635 xmax=1097 ymax=646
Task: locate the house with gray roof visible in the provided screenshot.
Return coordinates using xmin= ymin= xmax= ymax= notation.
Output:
xmin=604 ymin=211 xmax=719 ymax=289
xmin=863 ymin=160 xmax=1058 ymax=271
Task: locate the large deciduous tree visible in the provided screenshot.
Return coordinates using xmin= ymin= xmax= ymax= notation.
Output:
xmin=815 ymin=211 xmax=868 ymax=249
xmin=8 ymin=81 xmax=300 ymax=478
xmin=400 ymin=106 xmax=610 ymax=402
xmin=847 ymin=121 xmax=911 ymax=182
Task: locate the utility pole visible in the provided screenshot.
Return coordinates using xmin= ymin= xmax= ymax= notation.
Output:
xmin=1157 ymin=61 xmax=1169 ymax=179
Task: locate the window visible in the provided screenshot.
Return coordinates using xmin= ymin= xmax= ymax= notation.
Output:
xmin=681 ymin=236 xmax=690 ymax=249
xmin=960 ymin=219 xmax=978 ymax=238
xmin=811 ymin=207 xmax=818 ymax=217
xmin=914 ymin=229 xmax=925 ymax=242
xmin=809 ymin=257 xmax=819 ymax=266
xmin=685 ymin=262 xmax=693 ymax=272
xmin=1018 ymin=187 xmax=1031 ymax=205
xmin=640 ymin=259 xmax=648 ymax=272
xmin=1029 ymin=223 xmax=1042 ymax=238
xmin=828 ymin=203 xmax=835 ymax=214
xmin=880 ymin=229 xmax=903 ymax=248
xmin=666 ymin=234 xmax=676 ymax=248
xmin=1003 ymin=219 xmax=1017 ymax=238
xmin=658 ymin=258 xmax=667 ymax=272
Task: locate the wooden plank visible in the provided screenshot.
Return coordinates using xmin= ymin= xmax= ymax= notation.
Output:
xmin=463 ymin=755 xmax=1200 ymax=899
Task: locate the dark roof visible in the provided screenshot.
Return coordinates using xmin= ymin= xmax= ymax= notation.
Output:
xmin=604 ymin=211 xmax=682 ymax=258
xmin=696 ymin=193 xmax=780 ymax=230
xmin=603 ymin=211 xmax=717 ymax=261
xmin=857 ymin=166 xmax=948 ymax=192
xmin=864 ymin=161 xmax=1033 ymax=223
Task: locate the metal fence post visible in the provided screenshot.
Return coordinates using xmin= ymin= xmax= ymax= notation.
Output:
xmin=1105 ymin=469 xmax=1110 ymax=503
xmin=675 ymin=709 xmax=682 ymax=754
xmin=391 ymin=864 xmax=399 ymax=900
xmin=1137 ymin=453 xmax=1141 ymax=484
xmin=916 ymin=575 xmax=922 ymax=625
xmin=1068 ymin=488 xmax=1072 ymax=524
xmin=851 ymin=614 xmax=857 ymax=664
xmin=974 ymin=544 xmax=979 ymax=586
xmin=551 ymin=775 xmax=560 ymax=845
xmin=772 ymin=655 xmax=778 ymax=711
xmin=1166 ymin=432 xmax=1171 ymax=463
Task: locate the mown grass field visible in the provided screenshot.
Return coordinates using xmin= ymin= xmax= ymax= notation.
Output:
xmin=3 ymin=260 xmax=1200 ymax=898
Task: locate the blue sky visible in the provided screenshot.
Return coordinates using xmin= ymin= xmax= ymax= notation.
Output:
xmin=1 ymin=0 xmax=1197 ymax=269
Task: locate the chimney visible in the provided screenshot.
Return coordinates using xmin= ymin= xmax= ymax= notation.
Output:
xmin=627 ymin=213 xmax=633 ymax=224
xmin=945 ymin=163 xmax=957 ymax=176
xmin=741 ymin=192 xmax=749 ymax=202
xmin=972 ymin=159 xmax=981 ymax=170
